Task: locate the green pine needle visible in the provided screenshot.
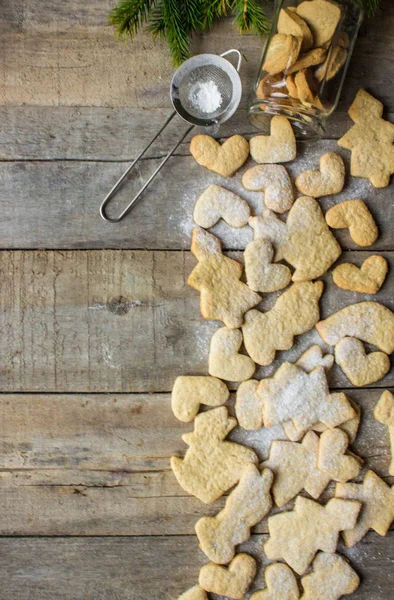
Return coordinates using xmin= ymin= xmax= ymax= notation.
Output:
xmin=109 ymin=0 xmax=157 ymax=38
xmin=354 ymin=0 xmax=381 ymax=17
xmin=109 ymin=0 xmax=382 ymax=67
xmin=232 ymin=0 xmax=270 ymax=35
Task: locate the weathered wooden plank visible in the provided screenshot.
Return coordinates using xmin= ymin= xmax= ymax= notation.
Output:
xmin=0 ymin=1 xmax=393 ymax=109
xmin=3 ymin=105 xmax=393 ymax=160
xmin=0 ymin=142 xmax=393 ymax=250
xmin=0 ymin=389 xmax=392 ymax=473
xmin=0 ymin=250 xmax=392 ymax=392
xmin=0 ymin=533 xmax=392 ymax=599
xmin=0 ymin=388 xmax=392 ymax=535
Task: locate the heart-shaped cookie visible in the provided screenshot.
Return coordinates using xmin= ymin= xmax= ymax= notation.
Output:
xmin=251 ymin=562 xmax=300 ymax=600
xmin=250 ymin=116 xmax=296 ymax=164
xmin=297 ymin=0 xmax=342 ymax=47
xmin=318 ymin=428 xmax=362 ymax=483
xmin=209 ymin=327 xmax=255 ymax=382
xmin=332 ymin=255 xmax=388 ymax=294
xmin=190 ymin=135 xmax=249 ymax=177
xmin=296 ymin=152 xmax=345 ymax=197
xmin=335 ymin=336 xmax=390 ymax=386
xmin=244 ymin=239 xmax=292 ymax=292
xmin=242 ymin=164 xmax=294 ymax=213
xmin=177 ymin=586 xmax=208 ymax=600
xmin=193 ymin=184 xmax=250 ymax=229
xmin=325 ymin=199 xmax=378 ymax=246
xmin=199 ymin=554 xmax=257 ymax=599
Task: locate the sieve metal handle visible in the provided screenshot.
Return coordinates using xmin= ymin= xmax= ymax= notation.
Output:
xmin=220 ymin=49 xmax=242 ymax=73
xmin=100 ymin=113 xmax=193 ymax=222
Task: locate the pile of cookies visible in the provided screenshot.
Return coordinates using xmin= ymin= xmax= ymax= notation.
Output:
xmin=173 ymin=89 xmax=394 ymax=600
xmin=257 ymin=0 xmax=349 ymax=112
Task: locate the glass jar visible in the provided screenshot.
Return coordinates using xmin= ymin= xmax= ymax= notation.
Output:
xmin=249 ymin=0 xmax=364 ymax=140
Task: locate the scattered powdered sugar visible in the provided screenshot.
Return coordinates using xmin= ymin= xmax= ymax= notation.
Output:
xmin=189 ymin=80 xmax=223 ymax=114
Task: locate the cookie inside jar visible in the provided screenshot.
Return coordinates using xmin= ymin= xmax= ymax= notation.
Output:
xmin=250 ymin=0 xmax=363 ymax=140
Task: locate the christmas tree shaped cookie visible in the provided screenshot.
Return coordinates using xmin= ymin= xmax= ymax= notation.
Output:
xmin=188 ymin=227 xmax=261 ymax=328
xmin=262 ymin=431 xmax=331 ymax=506
xmin=338 ymin=89 xmax=394 ymax=187
xmin=260 ymin=363 xmax=355 ymax=440
xmin=171 ymin=407 xmax=257 ymax=503
xmin=249 ymin=196 xmax=341 ymax=281
xmin=335 ymin=470 xmax=394 ymax=547
xmin=264 ymin=496 xmax=361 ymax=574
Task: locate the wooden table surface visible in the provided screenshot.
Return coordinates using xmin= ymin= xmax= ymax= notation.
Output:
xmin=0 ymin=1 xmax=393 ymax=598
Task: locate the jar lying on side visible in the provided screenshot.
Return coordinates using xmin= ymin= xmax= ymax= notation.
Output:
xmin=249 ymin=0 xmax=364 ymax=140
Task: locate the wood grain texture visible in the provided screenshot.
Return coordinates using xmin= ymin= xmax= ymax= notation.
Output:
xmin=0 ymin=1 xmax=393 ymax=109
xmin=0 ymin=250 xmax=392 ymax=392
xmin=0 ymin=140 xmax=393 ymax=250
xmin=0 ymin=388 xmax=392 ymax=536
xmin=0 ymin=533 xmax=393 ymax=599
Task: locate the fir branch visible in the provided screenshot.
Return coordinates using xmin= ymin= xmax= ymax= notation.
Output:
xmin=109 ymin=0 xmax=156 ymax=39
xmin=353 ymin=0 xmax=381 ymax=17
xmin=231 ymin=0 xmax=270 ymax=35
xmin=203 ymin=0 xmax=231 ymax=28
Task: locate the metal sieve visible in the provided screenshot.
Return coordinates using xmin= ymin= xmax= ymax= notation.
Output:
xmin=100 ymin=49 xmax=242 ymax=222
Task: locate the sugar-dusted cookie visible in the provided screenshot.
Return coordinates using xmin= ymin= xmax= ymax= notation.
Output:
xmin=374 ymin=390 xmax=394 ymax=475
xmin=199 ymin=553 xmax=257 ymax=600
xmin=315 ymin=44 xmax=347 ymax=82
xmin=309 ymin=397 xmax=361 ymax=443
xmin=262 ymin=431 xmax=331 ymax=506
xmin=300 ymin=552 xmax=360 ymax=600
xmin=242 ymin=164 xmax=294 ymax=213
xmin=335 ymin=337 xmax=390 ymax=387
xmin=332 ymin=255 xmax=388 ymax=294
xmin=249 ymin=116 xmax=296 ymax=164
xmin=190 ymin=134 xmax=249 ymax=177
xmin=296 ymin=345 xmax=334 ymax=372
xmin=316 ymin=301 xmax=394 ymax=355
xmin=243 ymin=281 xmax=324 ymax=366
xmin=325 ymin=199 xmax=378 ymax=246
xmin=209 ymin=327 xmax=256 ymax=382
xmin=235 ymin=379 xmax=264 ymax=430
xmin=195 ymin=465 xmax=273 ymax=564
xmin=250 ymin=197 xmax=341 ymax=281
xmin=287 ymin=47 xmax=327 ymax=74
xmin=193 ymin=184 xmax=251 ymax=229
xmin=244 ymin=239 xmax=292 ymax=293
xmin=338 ymin=89 xmax=394 ymax=188
xmin=172 ymin=376 xmax=229 ymax=422
xmin=278 ymin=7 xmax=313 ymax=52
xmin=171 ymin=407 xmax=257 ymax=503
xmin=263 ymin=34 xmax=302 ymax=75
xmin=260 ymin=363 xmax=356 ymax=440
xmin=264 ymin=496 xmax=361 ymax=575
xmin=317 ymin=428 xmax=362 ymax=482
xmin=251 ymin=563 xmax=300 ymax=600
xmin=295 ymin=152 xmax=345 ymax=197
xmin=177 ymin=586 xmax=208 ymax=600
xmin=297 ymin=0 xmax=342 ymax=48
xmin=336 ymin=470 xmax=394 ymax=547
xmin=188 ymin=227 xmax=261 ymax=328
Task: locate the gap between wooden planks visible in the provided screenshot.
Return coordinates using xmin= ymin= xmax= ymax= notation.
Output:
xmin=0 ymin=534 xmax=393 ymax=599
xmin=0 ymin=249 xmax=392 ymax=392
xmin=0 ymin=388 xmax=392 ymax=536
